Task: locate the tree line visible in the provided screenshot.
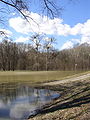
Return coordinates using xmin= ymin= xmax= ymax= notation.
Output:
xmin=0 ymin=35 xmax=90 ymax=71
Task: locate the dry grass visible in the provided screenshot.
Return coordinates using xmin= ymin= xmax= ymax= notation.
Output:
xmin=0 ymin=71 xmax=84 ymax=84
xmin=29 ymin=77 xmax=90 ymax=120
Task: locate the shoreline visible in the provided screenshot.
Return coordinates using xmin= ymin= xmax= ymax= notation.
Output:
xmin=28 ymin=76 xmax=90 ymax=120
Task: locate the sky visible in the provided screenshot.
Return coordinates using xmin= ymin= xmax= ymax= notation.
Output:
xmin=0 ymin=0 xmax=90 ymax=50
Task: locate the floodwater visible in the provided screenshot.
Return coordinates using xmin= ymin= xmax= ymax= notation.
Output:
xmin=0 ymin=83 xmax=60 ymax=120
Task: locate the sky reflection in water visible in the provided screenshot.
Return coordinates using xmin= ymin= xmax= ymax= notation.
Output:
xmin=0 ymin=83 xmax=60 ymax=120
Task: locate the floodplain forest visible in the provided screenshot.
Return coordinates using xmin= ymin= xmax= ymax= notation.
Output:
xmin=0 ymin=36 xmax=90 ymax=71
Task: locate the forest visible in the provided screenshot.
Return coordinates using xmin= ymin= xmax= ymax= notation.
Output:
xmin=0 ymin=34 xmax=90 ymax=71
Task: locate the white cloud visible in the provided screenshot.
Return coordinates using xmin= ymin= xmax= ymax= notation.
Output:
xmin=61 ymin=41 xmax=74 ymax=50
xmin=70 ymin=20 xmax=90 ymax=37
xmin=71 ymin=38 xmax=81 ymax=43
xmin=60 ymin=19 xmax=90 ymax=50
xmin=61 ymin=36 xmax=90 ymax=50
xmin=9 ymin=11 xmax=90 ymax=49
xmin=0 ymin=29 xmax=12 ymax=37
xmin=81 ymin=20 xmax=90 ymax=36
xmin=9 ymin=11 xmax=90 ymax=38
xmin=70 ymin=23 xmax=83 ymax=35
xmin=56 ymin=24 xmax=71 ymax=36
xmin=15 ymin=36 xmax=29 ymax=42
xmin=80 ymin=36 xmax=90 ymax=44
xmin=9 ymin=17 xmax=31 ymax=34
xmin=9 ymin=12 xmax=70 ymax=35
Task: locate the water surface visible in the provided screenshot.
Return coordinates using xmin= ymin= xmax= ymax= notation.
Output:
xmin=0 ymin=83 xmax=60 ymax=120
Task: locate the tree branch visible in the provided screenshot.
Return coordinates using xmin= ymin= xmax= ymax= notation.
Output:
xmin=0 ymin=0 xmax=29 ymax=20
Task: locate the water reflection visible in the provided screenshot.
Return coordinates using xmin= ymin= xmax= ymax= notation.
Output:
xmin=0 ymin=83 xmax=60 ymax=120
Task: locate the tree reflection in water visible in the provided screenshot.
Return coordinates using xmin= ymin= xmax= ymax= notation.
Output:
xmin=0 ymin=82 xmax=60 ymax=120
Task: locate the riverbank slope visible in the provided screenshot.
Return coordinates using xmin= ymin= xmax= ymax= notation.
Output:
xmin=29 ymin=72 xmax=90 ymax=120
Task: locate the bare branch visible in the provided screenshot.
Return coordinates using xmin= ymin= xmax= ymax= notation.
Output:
xmin=43 ymin=0 xmax=63 ymax=18
xmin=0 ymin=0 xmax=28 ymax=20
xmin=0 ymin=0 xmax=41 ymax=26
xmin=43 ymin=0 xmax=54 ymax=18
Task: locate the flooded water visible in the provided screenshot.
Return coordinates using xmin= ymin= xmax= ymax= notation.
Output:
xmin=0 ymin=83 xmax=60 ymax=120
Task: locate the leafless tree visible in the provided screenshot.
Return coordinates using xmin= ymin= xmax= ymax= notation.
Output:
xmin=43 ymin=37 xmax=56 ymax=70
xmin=0 ymin=38 xmax=18 ymax=71
xmin=29 ymin=33 xmax=44 ymax=71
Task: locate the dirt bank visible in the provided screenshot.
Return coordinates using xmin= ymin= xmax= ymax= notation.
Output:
xmin=43 ymin=73 xmax=90 ymax=86
xmin=28 ymin=73 xmax=90 ymax=120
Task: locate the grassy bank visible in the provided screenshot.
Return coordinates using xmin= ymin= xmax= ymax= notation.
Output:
xmin=0 ymin=71 xmax=85 ymax=84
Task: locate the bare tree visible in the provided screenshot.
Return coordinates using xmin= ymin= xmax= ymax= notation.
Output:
xmin=43 ymin=37 xmax=56 ymax=70
xmin=29 ymin=33 xmax=44 ymax=71
xmin=0 ymin=38 xmax=18 ymax=71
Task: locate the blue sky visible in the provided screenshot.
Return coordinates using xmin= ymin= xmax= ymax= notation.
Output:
xmin=0 ymin=0 xmax=90 ymax=50
xmin=62 ymin=0 xmax=90 ymax=25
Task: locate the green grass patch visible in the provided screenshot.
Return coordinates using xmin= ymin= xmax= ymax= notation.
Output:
xmin=0 ymin=71 xmax=87 ymax=84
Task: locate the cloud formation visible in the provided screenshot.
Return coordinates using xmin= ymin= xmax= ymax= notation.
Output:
xmin=61 ymin=41 xmax=74 ymax=50
xmin=9 ymin=11 xmax=90 ymax=49
xmin=9 ymin=13 xmax=64 ymax=35
xmin=61 ymin=36 xmax=90 ymax=50
xmin=15 ymin=36 xmax=29 ymax=42
xmin=9 ymin=12 xmax=90 ymax=37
